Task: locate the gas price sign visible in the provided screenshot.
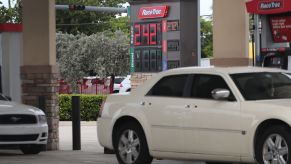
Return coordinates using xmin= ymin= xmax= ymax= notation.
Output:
xmin=130 ymin=0 xmax=199 ymax=73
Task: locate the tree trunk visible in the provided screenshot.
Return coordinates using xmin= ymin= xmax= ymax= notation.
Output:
xmin=8 ymin=0 xmax=11 ymax=8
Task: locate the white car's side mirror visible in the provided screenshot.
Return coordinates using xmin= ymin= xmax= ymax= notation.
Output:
xmin=211 ymin=89 xmax=230 ymax=100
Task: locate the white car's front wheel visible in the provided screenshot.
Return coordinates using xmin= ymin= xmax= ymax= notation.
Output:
xmin=114 ymin=121 xmax=153 ymax=164
xmin=20 ymin=144 xmax=44 ymax=154
xmin=256 ymin=125 xmax=291 ymax=164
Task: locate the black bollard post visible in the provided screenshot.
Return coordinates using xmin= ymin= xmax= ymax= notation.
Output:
xmin=72 ymin=96 xmax=81 ymax=150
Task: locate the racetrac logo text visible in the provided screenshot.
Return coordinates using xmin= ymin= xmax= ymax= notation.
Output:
xmin=142 ymin=9 xmax=162 ymax=16
xmin=138 ymin=6 xmax=169 ymax=19
xmin=259 ymin=1 xmax=283 ymax=10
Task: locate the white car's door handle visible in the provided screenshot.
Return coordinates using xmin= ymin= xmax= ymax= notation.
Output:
xmin=140 ymin=102 xmax=145 ymax=106
xmin=185 ymin=104 xmax=198 ymax=109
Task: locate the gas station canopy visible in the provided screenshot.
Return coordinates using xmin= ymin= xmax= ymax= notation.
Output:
xmin=246 ymin=0 xmax=291 ymax=15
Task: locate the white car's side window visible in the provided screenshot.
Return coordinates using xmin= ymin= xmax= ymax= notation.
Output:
xmin=147 ymin=75 xmax=188 ymax=97
xmin=190 ymin=74 xmax=235 ymax=101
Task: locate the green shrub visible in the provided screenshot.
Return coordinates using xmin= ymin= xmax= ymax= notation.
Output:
xmin=59 ymin=94 xmax=106 ymax=121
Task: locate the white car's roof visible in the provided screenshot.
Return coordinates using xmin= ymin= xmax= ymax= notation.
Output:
xmin=131 ymin=66 xmax=290 ymax=96
xmin=164 ymin=66 xmax=289 ymax=75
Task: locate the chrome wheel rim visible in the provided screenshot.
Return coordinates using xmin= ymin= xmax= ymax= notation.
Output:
xmin=263 ymin=134 xmax=288 ymax=164
xmin=118 ymin=129 xmax=140 ymax=164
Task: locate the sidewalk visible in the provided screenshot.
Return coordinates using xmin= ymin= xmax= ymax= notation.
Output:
xmin=0 ymin=121 xmax=205 ymax=164
xmin=59 ymin=121 xmax=103 ymax=152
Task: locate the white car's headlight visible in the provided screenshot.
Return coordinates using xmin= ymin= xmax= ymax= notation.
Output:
xmin=38 ymin=115 xmax=47 ymax=124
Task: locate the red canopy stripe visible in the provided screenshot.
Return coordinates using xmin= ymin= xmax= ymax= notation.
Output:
xmin=0 ymin=23 xmax=22 ymax=32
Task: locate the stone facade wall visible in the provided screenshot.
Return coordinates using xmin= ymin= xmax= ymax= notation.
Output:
xmin=131 ymin=73 xmax=156 ymax=89
xmin=21 ymin=65 xmax=59 ymax=150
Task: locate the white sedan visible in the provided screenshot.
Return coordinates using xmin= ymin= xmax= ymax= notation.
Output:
xmin=119 ymin=75 xmax=131 ymax=93
xmin=0 ymin=98 xmax=48 ymax=154
xmin=98 ymin=67 xmax=291 ymax=164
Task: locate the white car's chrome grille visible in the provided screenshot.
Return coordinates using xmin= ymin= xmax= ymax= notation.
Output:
xmin=0 ymin=115 xmax=37 ymax=125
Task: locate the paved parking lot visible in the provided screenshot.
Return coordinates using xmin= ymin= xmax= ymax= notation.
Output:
xmin=0 ymin=150 xmax=205 ymax=164
xmin=0 ymin=122 xmax=204 ymax=164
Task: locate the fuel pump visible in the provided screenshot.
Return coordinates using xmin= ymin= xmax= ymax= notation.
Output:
xmin=261 ymin=47 xmax=291 ymax=71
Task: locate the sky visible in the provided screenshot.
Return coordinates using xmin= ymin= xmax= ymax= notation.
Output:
xmin=1 ymin=0 xmax=213 ymax=16
xmin=200 ymin=0 xmax=213 ymax=16
xmin=0 ymin=0 xmax=15 ymax=7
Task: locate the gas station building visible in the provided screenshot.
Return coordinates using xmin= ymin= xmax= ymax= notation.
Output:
xmin=1 ymin=0 xmax=291 ymax=150
xmin=246 ymin=0 xmax=291 ymax=70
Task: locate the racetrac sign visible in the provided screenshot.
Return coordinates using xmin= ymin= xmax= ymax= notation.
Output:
xmin=138 ymin=6 xmax=169 ymax=19
xmin=259 ymin=1 xmax=282 ymax=10
xmin=246 ymin=0 xmax=291 ymax=15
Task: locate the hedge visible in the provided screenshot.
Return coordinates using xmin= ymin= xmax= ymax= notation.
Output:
xmin=59 ymin=94 xmax=106 ymax=121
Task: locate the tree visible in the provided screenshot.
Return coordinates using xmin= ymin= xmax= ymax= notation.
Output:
xmin=56 ymin=0 xmax=127 ymax=35
xmin=8 ymin=0 xmax=11 ymax=9
xmin=0 ymin=0 xmax=22 ymax=23
xmin=108 ymin=16 xmax=130 ymax=35
xmin=201 ymin=18 xmax=213 ymax=58
xmin=14 ymin=0 xmax=22 ymax=22
xmin=92 ymin=30 xmax=130 ymax=77
xmin=56 ymin=30 xmax=130 ymax=92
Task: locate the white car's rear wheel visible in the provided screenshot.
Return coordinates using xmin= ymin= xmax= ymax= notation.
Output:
xmin=114 ymin=121 xmax=153 ymax=164
xmin=118 ymin=130 xmax=140 ymax=163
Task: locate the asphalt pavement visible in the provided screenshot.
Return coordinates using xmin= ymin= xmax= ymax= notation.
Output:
xmin=0 ymin=122 xmax=205 ymax=164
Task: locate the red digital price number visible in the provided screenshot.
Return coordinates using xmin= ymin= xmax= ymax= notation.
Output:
xmin=134 ymin=24 xmax=141 ymax=46
xmin=167 ymin=21 xmax=179 ymax=31
xmin=142 ymin=24 xmax=149 ymax=45
xmin=150 ymin=24 xmax=157 ymax=45
xmin=134 ymin=23 xmax=162 ymax=46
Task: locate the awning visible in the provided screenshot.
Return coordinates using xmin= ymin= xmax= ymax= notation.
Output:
xmin=246 ymin=0 xmax=291 ymax=15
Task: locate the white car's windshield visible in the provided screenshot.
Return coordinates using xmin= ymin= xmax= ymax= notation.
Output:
xmin=231 ymin=72 xmax=291 ymax=100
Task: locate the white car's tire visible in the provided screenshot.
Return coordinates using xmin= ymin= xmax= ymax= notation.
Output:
xmin=113 ymin=121 xmax=153 ymax=164
xmin=20 ymin=144 xmax=44 ymax=154
xmin=206 ymin=162 xmax=238 ymax=164
xmin=255 ymin=125 xmax=291 ymax=164
xmin=206 ymin=162 xmax=241 ymax=164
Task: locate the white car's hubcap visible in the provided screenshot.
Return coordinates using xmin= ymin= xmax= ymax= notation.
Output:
xmin=118 ymin=130 xmax=140 ymax=164
xmin=263 ymin=134 xmax=288 ymax=164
